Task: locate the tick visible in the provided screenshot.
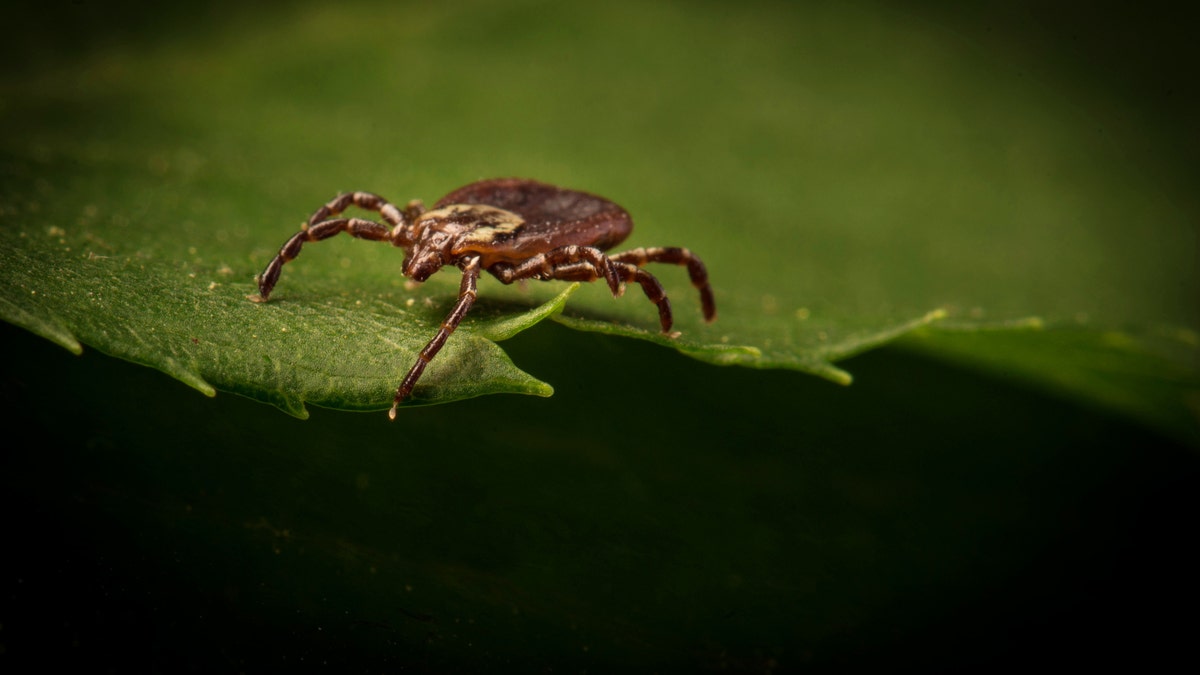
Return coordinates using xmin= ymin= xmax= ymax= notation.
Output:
xmin=251 ymin=178 xmax=716 ymax=419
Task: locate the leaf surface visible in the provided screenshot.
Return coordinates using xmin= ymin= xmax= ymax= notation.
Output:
xmin=0 ymin=0 xmax=1194 ymax=439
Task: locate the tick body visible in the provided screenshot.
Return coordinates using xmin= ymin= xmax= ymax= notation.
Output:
xmin=252 ymin=178 xmax=716 ymax=419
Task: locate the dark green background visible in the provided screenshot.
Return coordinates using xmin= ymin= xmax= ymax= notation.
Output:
xmin=3 ymin=0 xmax=1197 ymax=671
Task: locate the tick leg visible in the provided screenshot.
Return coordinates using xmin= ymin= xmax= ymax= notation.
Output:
xmin=489 ymin=245 xmax=621 ymax=296
xmin=252 ymin=217 xmax=393 ymax=301
xmin=254 ymin=192 xmax=425 ymax=301
xmin=615 ymin=263 xmax=674 ymax=333
xmin=389 ymin=255 xmax=482 ymax=420
xmin=609 ymin=247 xmax=716 ymax=322
xmin=307 ymin=191 xmax=424 ymax=234
xmin=541 ymin=262 xmax=675 ymax=334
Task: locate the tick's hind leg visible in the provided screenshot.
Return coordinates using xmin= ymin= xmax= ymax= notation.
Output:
xmin=615 ymin=263 xmax=675 ymax=334
xmin=610 ymin=247 xmax=716 ymax=322
xmin=504 ymin=260 xmax=676 ymax=335
xmin=488 ymin=245 xmax=621 ymax=296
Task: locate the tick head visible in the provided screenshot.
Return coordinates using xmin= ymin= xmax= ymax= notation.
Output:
xmin=403 ymin=249 xmax=443 ymax=282
xmin=403 ymin=231 xmax=452 ymax=281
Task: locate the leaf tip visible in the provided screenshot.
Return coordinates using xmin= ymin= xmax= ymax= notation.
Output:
xmin=0 ymin=303 xmax=84 ymax=355
xmin=280 ymin=400 xmax=311 ymax=420
xmin=157 ymin=358 xmax=217 ymax=398
xmin=818 ymin=362 xmax=854 ymax=386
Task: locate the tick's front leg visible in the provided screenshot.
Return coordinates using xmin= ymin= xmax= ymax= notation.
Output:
xmin=306 ymin=191 xmax=423 ymax=233
xmin=389 ymin=255 xmax=482 ymax=420
xmin=251 ymin=192 xmax=424 ymax=303
xmin=251 ymin=217 xmax=393 ymax=301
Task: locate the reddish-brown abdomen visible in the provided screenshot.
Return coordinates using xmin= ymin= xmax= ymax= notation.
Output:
xmin=437 ymin=178 xmax=633 ymax=254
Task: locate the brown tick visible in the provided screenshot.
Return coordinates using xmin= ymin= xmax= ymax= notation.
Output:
xmin=251 ymin=178 xmax=716 ymax=419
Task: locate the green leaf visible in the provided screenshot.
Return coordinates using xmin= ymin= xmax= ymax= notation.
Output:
xmin=1 ymin=0 xmax=1195 ymax=442
xmin=902 ymin=318 xmax=1200 ymax=446
xmin=3 ymin=2 xmax=1198 ymax=671
xmin=0 ymin=230 xmax=566 ymax=418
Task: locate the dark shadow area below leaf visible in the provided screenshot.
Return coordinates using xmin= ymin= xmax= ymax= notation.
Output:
xmin=2 ymin=319 xmax=1196 ymax=671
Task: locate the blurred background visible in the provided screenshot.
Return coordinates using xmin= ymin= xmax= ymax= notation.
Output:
xmin=2 ymin=0 xmax=1196 ymax=671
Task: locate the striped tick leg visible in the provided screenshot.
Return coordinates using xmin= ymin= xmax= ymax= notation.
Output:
xmin=614 ymin=262 xmax=674 ymax=334
xmin=305 ymin=191 xmax=421 ymax=231
xmin=488 ymin=245 xmax=622 ymax=297
xmin=251 ymin=192 xmax=421 ymax=302
xmin=609 ymin=247 xmax=716 ymax=322
xmin=536 ymin=261 xmax=676 ymax=335
xmin=389 ymin=255 xmax=483 ymax=420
